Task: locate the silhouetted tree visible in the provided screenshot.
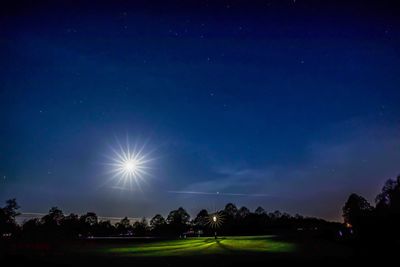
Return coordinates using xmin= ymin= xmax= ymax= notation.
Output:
xmin=21 ymin=218 xmax=41 ymax=239
xmin=61 ymin=213 xmax=80 ymax=238
xmin=338 ymin=175 xmax=400 ymax=242
xmin=236 ymin=207 xmax=251 ymax=234
xmin=270 ymin=210 xmax=282 ymax=221
xmin=223 ymin=203 xmax=238 ymax=218
xmin=343 ymin=193 xmax=373 ymax=227
xmin=0 ymin=199 xmax=20 ymax=237
xmin=97 ymin=220 xmax=115 ymax=236
xmin=149 ymin=214 xmax=167 ymax=236
xmin=40 ymin=207 xmax=65 ymax=238
xmin=254 ymin=206 xmax=266 ymax=215
xmin=374 ymin=175 xmax=400 ymax=240
xmin=116 ymin=217 xmax=132 ymax=236
xmin=2 ymin=200 xmax=342 ymax=240
xmin=375 ymin=175 xmax=400 ymax=212
xmin=166 ymin=207 xmax=190 ymax=236
xmin=221 ymin=203 xmax=238 ymax=234
xmin=253 ymin=207 xmax=269 ymax=234
xmin=80 ymin=212 xmax=98 ymax=226
xmin=193 ymin=209 xmax=209 ymax=235
xmin=79 ymin=212 xmax=98 ymax=236
xmin=133 ymin=218 xmax=148 ymax=236
xmin=341 ymin=193 xmax=375 ymax=241
xmin=42 ymin=207 xmax=64 ymax=226
xmin=238 ymin=207 xmax=250 ymax=218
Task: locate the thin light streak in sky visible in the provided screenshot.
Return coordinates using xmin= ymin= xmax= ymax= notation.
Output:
xmin=166 ymin=190 xmax=271 ymax=197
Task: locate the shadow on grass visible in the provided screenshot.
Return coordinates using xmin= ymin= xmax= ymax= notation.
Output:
xmin=104 ymin=236 xmax=296 ymax=257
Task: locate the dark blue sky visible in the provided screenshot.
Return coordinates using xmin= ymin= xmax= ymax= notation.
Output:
xmin=1 ymin=0 xmax=399 ymax=221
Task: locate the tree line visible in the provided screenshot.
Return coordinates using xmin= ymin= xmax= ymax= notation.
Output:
xmin=0 ymin=201 xmax=337 ymax=240
xmin=1 ymin=174 xmax=398 ymax=241
xmin=342 ymin=174 xmax=400 ymax=242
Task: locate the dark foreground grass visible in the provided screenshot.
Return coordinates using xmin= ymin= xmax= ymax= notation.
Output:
xmin=2 ymin=235 xmax=360 ymax=266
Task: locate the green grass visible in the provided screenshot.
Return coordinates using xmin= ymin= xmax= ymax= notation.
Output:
xmin=102 ymin=236 xmax=296 ymax=257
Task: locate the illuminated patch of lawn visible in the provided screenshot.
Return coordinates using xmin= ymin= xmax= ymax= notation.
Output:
xmin=103 ymin=236 xmax=295 ymax=257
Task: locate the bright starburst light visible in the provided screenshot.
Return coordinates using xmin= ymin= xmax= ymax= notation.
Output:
xmin=107 ymin=139 xmax=153 ymax=190
xmin=207 ymin=212 xmax=224 ymax=228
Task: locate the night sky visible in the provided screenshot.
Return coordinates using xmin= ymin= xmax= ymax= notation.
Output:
xmin=1 ymin=0 xmax=399 ymax=221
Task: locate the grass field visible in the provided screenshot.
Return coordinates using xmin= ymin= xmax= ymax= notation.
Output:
xmin=102 ymin=236 xmax=295 ymax=257
xmin=3 ymin=235 xmax=359 ymax=266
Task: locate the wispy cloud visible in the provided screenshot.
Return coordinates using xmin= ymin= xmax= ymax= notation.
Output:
xmin=167 ymin=190 xmax=270 ymax=197
xmin=178 ymin=121 xmax=400 ymax=220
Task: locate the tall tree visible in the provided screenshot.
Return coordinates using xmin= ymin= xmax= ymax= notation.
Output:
xmin=61 ymin=213 xmax=80 ymax=238
xmin=255 ymin=207 xmax=266 ymax=215
xmin=343 ymin=193 xmax=373 ymax=227
xmin=193 ymin=209 xmax=209 ymax=233
xmin=80 ymin=212 xmax=98 ymax=226
xmin=375 ymin=175 xmax=400 ymax=212
xmin=97 ymin=220 xmax=115 ymax=236
xmin=79 ymin=212 xmax=98 ymax=236
xmin=0 ymin=198 xmax=20 ymax=236
xmin=42 ymin=207 xmax=64 ymax=226
xmin=223 ymin=203 xmax=238 ymax=218
xmin=2 ymin=199 xmax=20 ymax=219
xmin=150 ymin=214 xmax=167 ymax=235
xmin=238 ymin=207 xmax=250 ymax=219
xmin=133 ymin=217 xmax=148 ymax=236
xmin=22 ymin=218 xmax=41 ymax=238
xmin=116 ymin=217 xmax=132 ymax=235
xmin=167 ymin=207 xmax=190 ymax=235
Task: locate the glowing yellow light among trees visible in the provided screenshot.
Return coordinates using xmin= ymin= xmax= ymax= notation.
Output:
xmin=208 ymin=212 xmax=223 ymax=229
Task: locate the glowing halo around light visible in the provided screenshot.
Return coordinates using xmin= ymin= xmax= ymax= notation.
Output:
xmin=107 ymin=139 xmax=153 ymax=190
xmin=207 ymin=212 xmax=224 ymax=228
